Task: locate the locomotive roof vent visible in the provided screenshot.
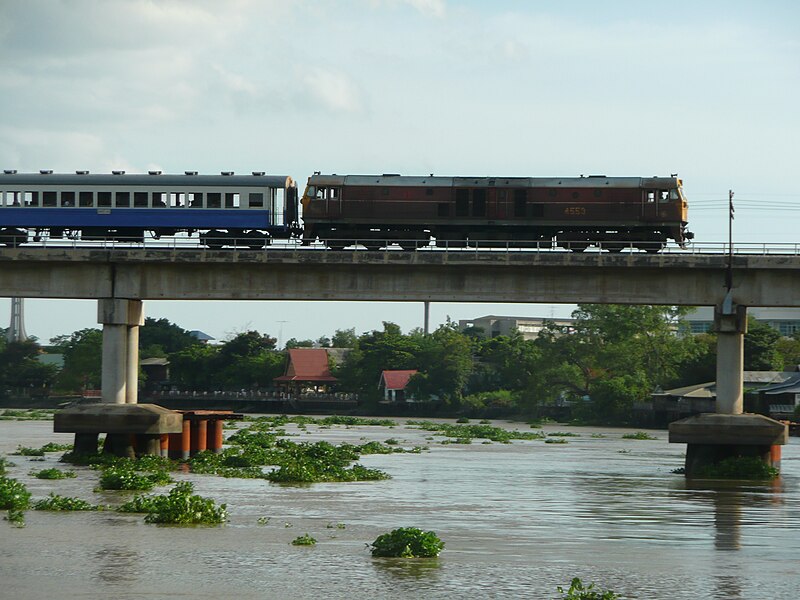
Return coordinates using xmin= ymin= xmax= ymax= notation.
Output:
xmin=588 ymin=175 xmax=606 ymax=178
xmin=75 ymin=170 xmax=89 ymax=175
xmin=185 ymin=170 xmax=198 ymax=176
xmin=382 ymin=173 xmax=400 ymax=177
xmin=252 ymin=171 xmax=265 ymax=176
xmin=221 ymin=171 xmax=234 ymax=176
xmin=148 ymin=170 xmax=162 ymax=175
xmin=40 ymin=169 xmax=53 ymax=175
xmin=112 ymin=170 xmax=125 ymax=175
xmin=4 ymin=169 xmax=17 ymax=174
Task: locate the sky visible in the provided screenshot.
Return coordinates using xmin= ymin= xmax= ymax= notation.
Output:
xmin=1 ymin=0 xmax=798 ymax=345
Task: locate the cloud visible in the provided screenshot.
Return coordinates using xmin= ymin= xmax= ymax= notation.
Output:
xmin=300 ymin=68 xmax=364 ymax=114
xmin=366 ymin=0 xmax=446 ymax=18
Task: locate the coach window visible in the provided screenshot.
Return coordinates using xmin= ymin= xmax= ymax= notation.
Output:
xmin=514 ymin=190 xmax=526 ymax=217
xmin=62 ymin=191 xmax=75 ymax=207
xmin=225 ymin=192 xmax=239 ymax=208
xmin=152 ymin=192 xmax=166 ymax=207
xmin=207 ymin=192 xmax=221 ymax=208
xmin=43 ymin=191 xmax=57 ymax=207
xmin=98 ymin=191 xmax=112 ymax=207
xmin=189 ymin=192 xmax=204 ymax=208
xmin=116 ymin=191 xmax=130 ymax=207
xmin=249 ymin=192 xmax=264 ymax=208
xmin=26 ymin=192 xmax=39 ymax=206
xmin=79 ymin=191 xmax=94 ymax=207
xmin=456 ymin=189 xmax=469 ymax=216
xmin=134 ymin=192 xmax=148 ymax=207
xmin=472 ymin=189 xmax=486 ymax=217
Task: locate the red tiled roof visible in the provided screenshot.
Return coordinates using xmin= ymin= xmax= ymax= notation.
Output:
xmin=380 ymin=369 xmax=418 ymax=390
xmin=274 ymin=348 xmax=338 ymax=382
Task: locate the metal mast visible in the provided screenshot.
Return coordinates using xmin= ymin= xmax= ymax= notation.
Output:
xmin=7 ymin=297 xmax=28 ymax=343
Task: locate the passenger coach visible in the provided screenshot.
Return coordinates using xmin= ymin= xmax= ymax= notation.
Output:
xmin=0 ymin=170 xmax=300 ymax=248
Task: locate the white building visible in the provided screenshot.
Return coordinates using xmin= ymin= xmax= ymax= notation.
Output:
xmin=683 ymin=307 xmax=800 ymax=337
xmin=459 ymin=315 xmax=574 ymax=341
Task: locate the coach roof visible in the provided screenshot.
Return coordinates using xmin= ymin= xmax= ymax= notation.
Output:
xmin=0 ymin=172 xmax=294 ymax=188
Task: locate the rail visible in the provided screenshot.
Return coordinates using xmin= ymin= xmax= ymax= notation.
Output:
xmin=3 ymin=236 xmax=800 ymax=256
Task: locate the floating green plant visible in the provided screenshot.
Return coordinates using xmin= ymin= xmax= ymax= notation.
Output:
xmin=0 ymin=476 xmax=31 ymax=510
xmin=291 ymin=533 xmax=317 ymax=546
xmin=556 ymin=577 xmax=619 ymax=599
xmin=370 ymin=527 xmax=444 ymax=558
xmin=621 ymin=431 xmax=657 ymax=440
xmin=694 ymin=456 xmax=779 ymax=480
xmin=31 ymin=468 xmax=76 ymax=480
xmin=99 ymin=465 xmax=172 ymax=491
xmin=33 ymin=493 xmax=96 ymax=511
xmin=118 ymin=481 xmax=226 ymax=525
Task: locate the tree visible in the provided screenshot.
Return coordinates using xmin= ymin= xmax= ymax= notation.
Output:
xmin=285 ymin=338 xmax=314 ymax=349
xmin=531 ymin=305 xmax=698 ymax=422
xmin=51 ymin=328 xmax=103 ymax=392
xmin=0 ymin=339 xmax=58 ymax=396
xmin=331 ymin=328 xmax=358 ymax=348
xmin=744 ymin=318 xmax=783 ymax=371
xmin=406 ymin=323 xmax=473 ymax=403
xmin=139 ymin=317 xmax=200 ymax=357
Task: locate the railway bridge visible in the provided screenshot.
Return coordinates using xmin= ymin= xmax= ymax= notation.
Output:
xmin=0 ymin=245 xmax=796 ymax=472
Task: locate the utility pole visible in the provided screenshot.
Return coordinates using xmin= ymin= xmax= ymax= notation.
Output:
xmin=277 ymin=320 xmax=288 ymax=349
xmin=726 ymin=190 xmax=734 ymax=291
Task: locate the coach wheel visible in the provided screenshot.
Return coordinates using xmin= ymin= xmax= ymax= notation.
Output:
xmin=569 ymin=242 xmax=589 ymax=253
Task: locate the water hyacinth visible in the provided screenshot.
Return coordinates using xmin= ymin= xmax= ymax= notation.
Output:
xmin=119 ymin=482 xmax=227 ymax=525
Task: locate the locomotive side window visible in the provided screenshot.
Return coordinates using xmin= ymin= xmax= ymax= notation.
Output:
xmin=62 ymin=191 xmax=75 ymax=207
xmin=98 ymin=191 xmax=112 ymax=207
xmin=207 ymin=192 xmax=221 ymax=208
xmin=514 ymin=189 xmax=526 ymax=217
xmin=669 ymin=189 xmax=679 ymax=201
xmin=116 ymin=191 xmax=130 ymax=207
xmin=328 ymin=188 xmax=339 ymax=199
xmin=79 ymin=191 xmax=93 ymax=207
xmin=43 ymin=191 xmax=57 ymax=207
xmin=134 ymin=192 xmax=148 ymax=207
xmin=456 ymin=189 xmax=469 ymax=216
xmin=659 ymin=190 xmax=669 ymax=202
xmin=646 ymin=191 xmax=655 ymax=203
xmin=249 ymin=192 xmax=264 ymax=208
xmin=472 ymin=189 xmax=486 ymax=217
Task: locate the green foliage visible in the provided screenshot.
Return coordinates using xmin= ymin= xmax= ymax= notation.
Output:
xmin=5 ymin=509 xmax=25 ymax=527
xmin=31 ymin=468 xmax=76 ymax=480
xmin=548 ymin=432 xmax=580 ymax=437
xmin=744 ymin=318 xmax=783 ymax=370
xmin=319 ymin=415 xmax=397 ymax=426
xmin=370 ymin=527 xmax=444 ymax=558
xmin=291 ymin=533 xmax=317 ymax=546
xmin=462 ymin=389 xmax=519 ymax=411
xmin=0 ymin=456 xmax=10 ymax=476
xmin=694 ymin=456 xmax=779 ymax=480
xmin=545 ymin=438 xmax=568 ymax=444
xmin=119 ymin=481 xmax=227 ymax=525
xmin=0 ymin=339 xmax=59 ymax=394
xmin=406 ymin=420 xmax=545 ymax=442
xmin=40 ymin=442 xmax=73 ymax=452
xmin=556 ymin=577 xmax=619 ymax=599
xmin=33 ymin=493 xmax=96 ymax=511
xmin=12 ymin=446 xmax=44 ymax=456
xmin=139 ymin=317 xmax=200 ymax=355
xmin=50 ymin=328 xmax=103 ymax=392
xmin=621 ymin=431 xmax=657 ymax=440
xmin=99 ymin=464 xmax=172 ymax=491
xmin=0 ymin=476 xmax=31 ymax=510
xmin=0 ymin=409 xmax=55 ymax=421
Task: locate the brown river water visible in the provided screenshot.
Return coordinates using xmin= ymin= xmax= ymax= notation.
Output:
xmin=1 ymin=417 xmax=799 ymax=599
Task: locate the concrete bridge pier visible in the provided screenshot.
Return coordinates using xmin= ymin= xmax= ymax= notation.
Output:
xmin=669 ymin=302 xmax=787 ymax=476
xmin=98 ymin=299 xmax=144 ymax=405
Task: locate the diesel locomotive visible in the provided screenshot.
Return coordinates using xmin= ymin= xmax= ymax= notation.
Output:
xmin=0 ymin=169 xmax=690 ymax=251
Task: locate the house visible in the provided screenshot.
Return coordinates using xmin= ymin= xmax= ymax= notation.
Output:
xmin=379 ymin=369 xmax=418 ymax=403
xmin=649 ymin=371 xmax=800 ymax=423
xmin=274 ymin=348 xmax=338 ymax=395
xmin=459 ymin=315 xmax=574 ymax=340
xmin=189 ymin=330 xmax=215 ymax=344
xmin=749 ymin=370 xmax=800 ymax=419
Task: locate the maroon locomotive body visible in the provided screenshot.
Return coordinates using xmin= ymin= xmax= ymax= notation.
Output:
xmin=301 ymin=173 xmax=691 ymax=252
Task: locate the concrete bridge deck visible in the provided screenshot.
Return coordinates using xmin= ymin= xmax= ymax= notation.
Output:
xmin=0 ymin=247 xmax=799 ymax=306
